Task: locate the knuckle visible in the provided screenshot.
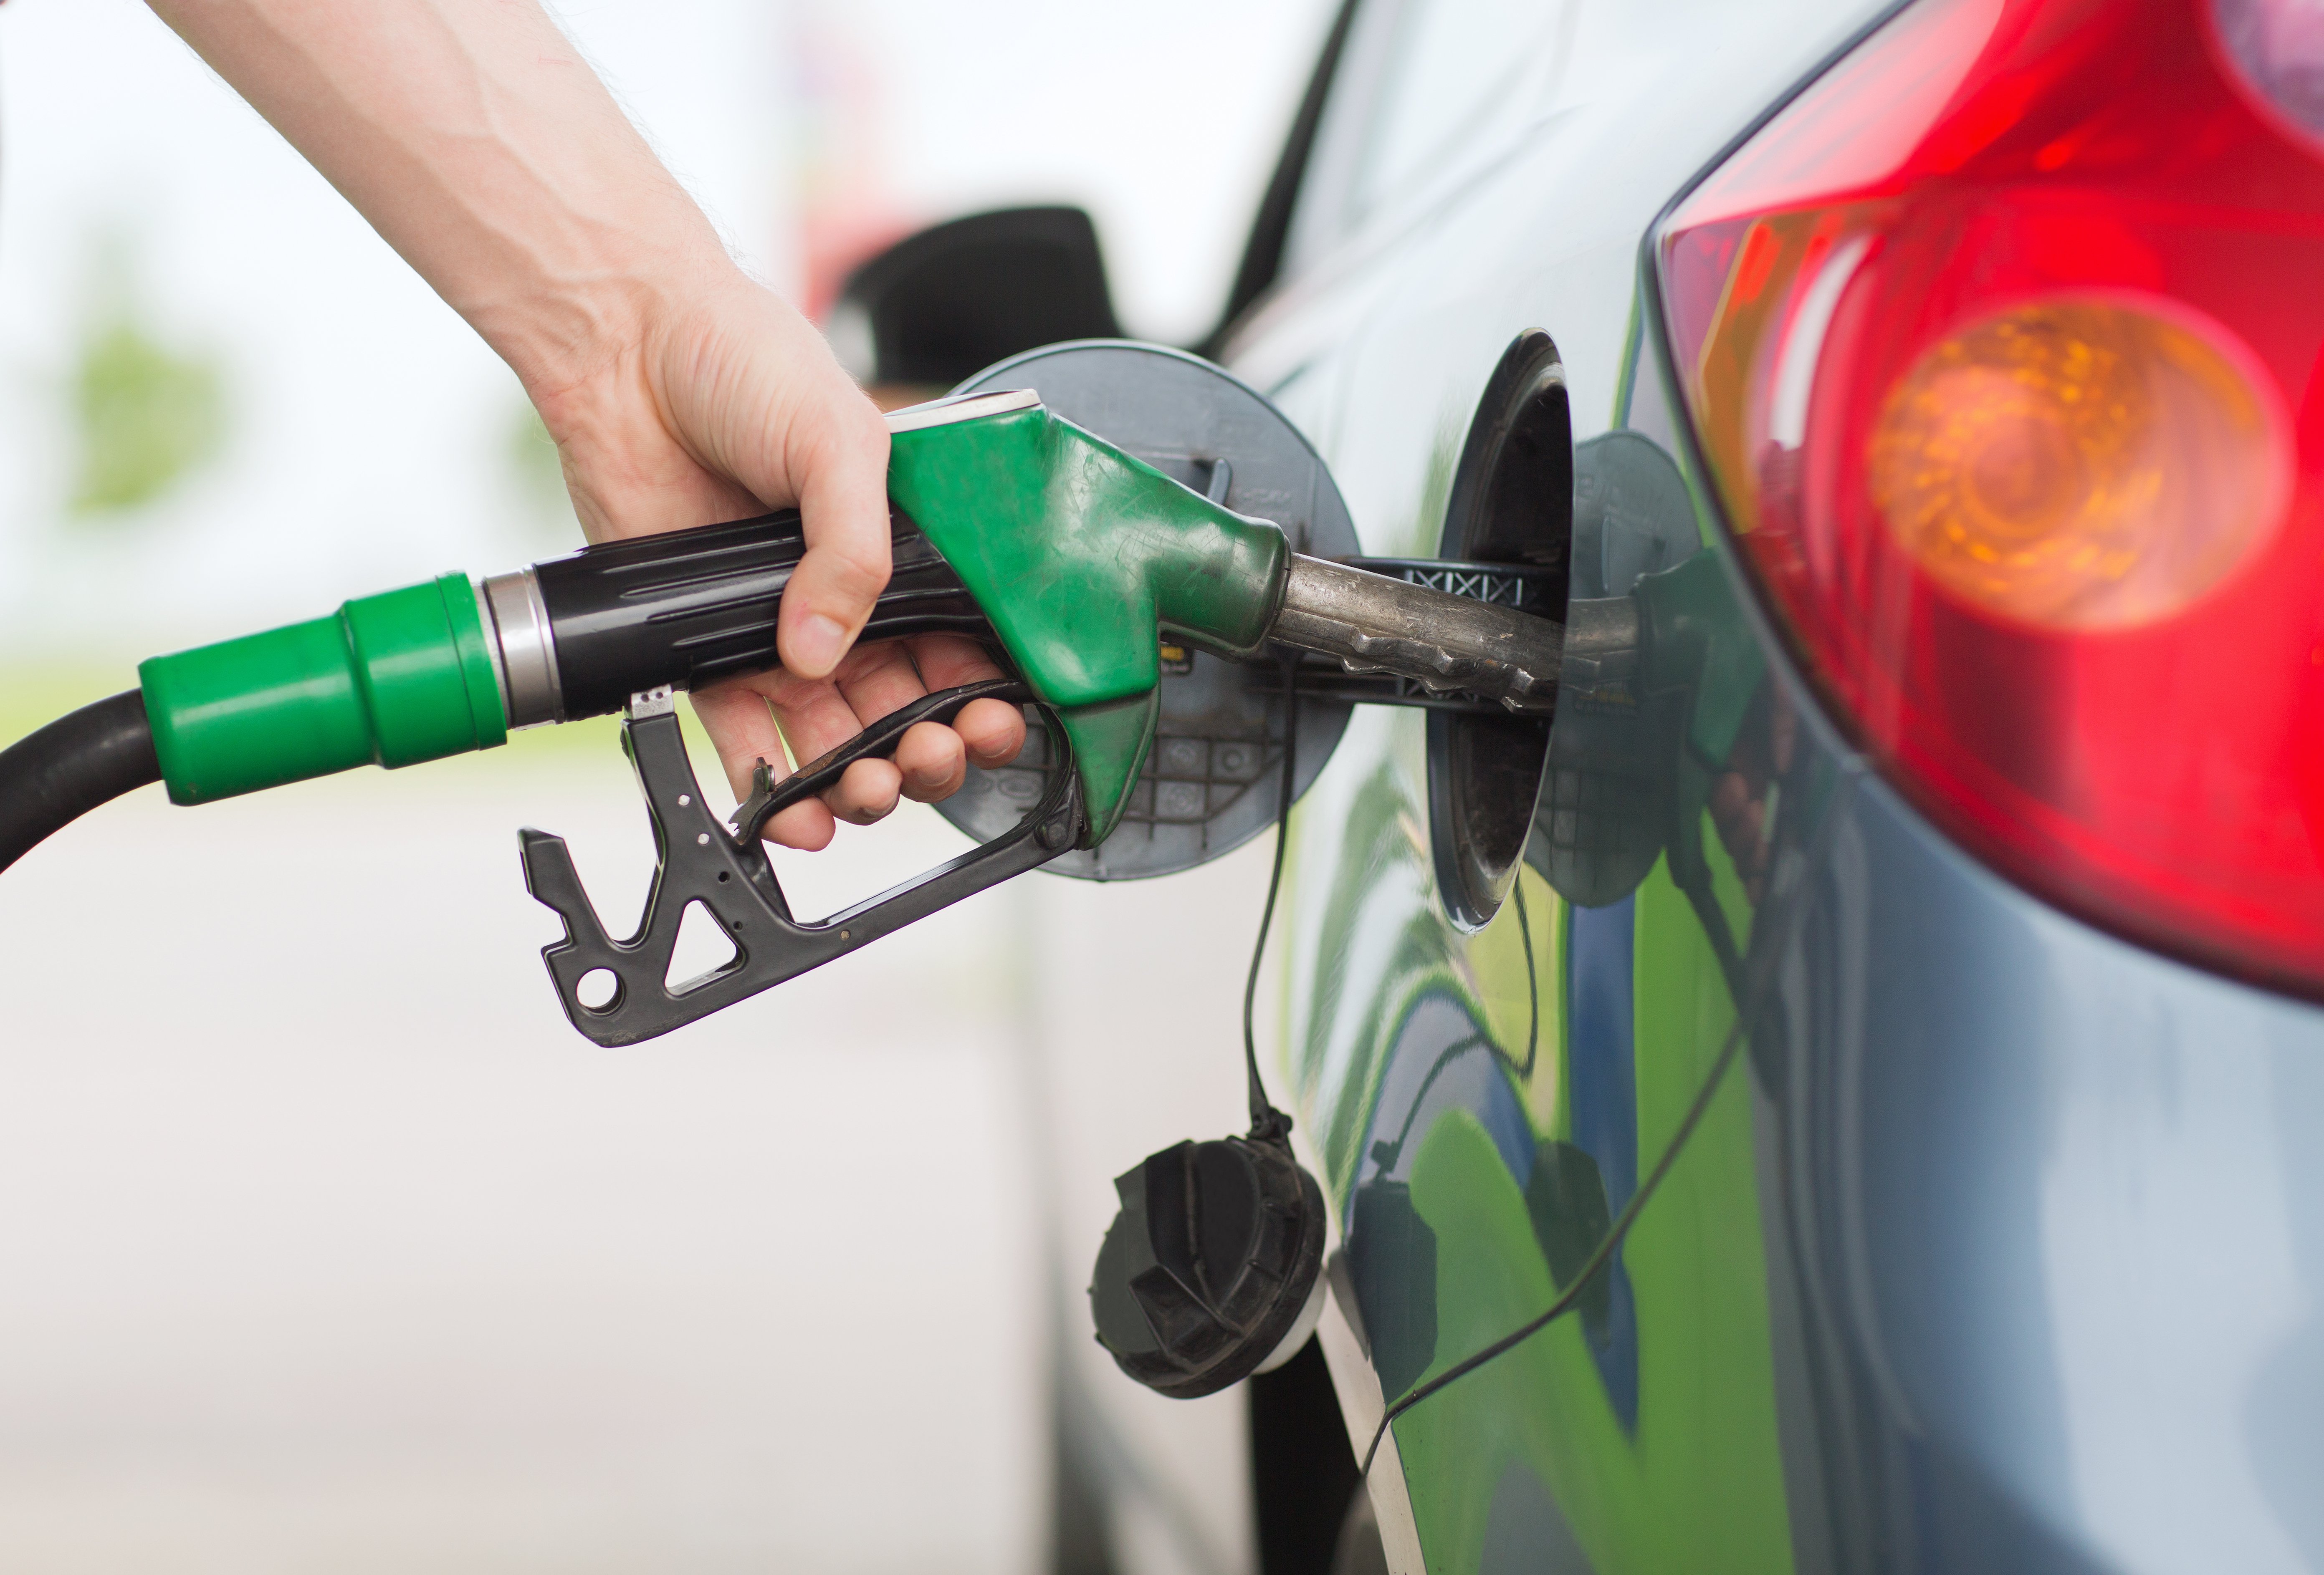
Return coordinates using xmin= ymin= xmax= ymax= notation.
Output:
xmin=808 ymin=542 xmax=891 ymax=609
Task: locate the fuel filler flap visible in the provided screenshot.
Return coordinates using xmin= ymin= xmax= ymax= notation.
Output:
xmin=936 ymin=341 xmax=1357 ymax=880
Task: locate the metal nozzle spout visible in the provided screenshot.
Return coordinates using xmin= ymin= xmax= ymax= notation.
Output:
xmin=1268 ymin=555 xmax=1568 ymax=713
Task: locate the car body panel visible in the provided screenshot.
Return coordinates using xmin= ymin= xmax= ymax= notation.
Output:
xmin=1223 ymin=0 xmax=2324 ymax=1570
xmin=1754 ymin=690 xmax=2324 ymax=1575
xmin=1275 ymin=319 xmax=2324 ymax=1575
xmin=1272 ymin=331 xmax=1813 ymax=1574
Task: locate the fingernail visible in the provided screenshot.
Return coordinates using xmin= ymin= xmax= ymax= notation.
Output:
xmin=790 ymin=614 xmax=847 ymax=676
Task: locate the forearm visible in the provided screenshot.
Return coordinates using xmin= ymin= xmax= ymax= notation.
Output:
xmin=148 ymin=0 xmax=731 ymax=398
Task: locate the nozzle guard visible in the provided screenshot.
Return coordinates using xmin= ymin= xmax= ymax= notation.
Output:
xmin=519 ymin=682 xmax=1084 ymax=1046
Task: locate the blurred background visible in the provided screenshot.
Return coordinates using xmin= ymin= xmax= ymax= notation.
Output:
xmin=0 ymin=0 xmax=1338 ymax=1569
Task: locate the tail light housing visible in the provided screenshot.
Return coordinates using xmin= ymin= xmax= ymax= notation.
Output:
xmin=1655 ymin=0 xmax=2324 ymax=992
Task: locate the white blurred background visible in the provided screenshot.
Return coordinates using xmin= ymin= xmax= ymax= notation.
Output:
xmin=0 ymin=1 xmax=1337 ymax=1569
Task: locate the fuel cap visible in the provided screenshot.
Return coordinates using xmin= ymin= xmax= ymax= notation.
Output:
xmin=1089 ymin=1133 xmax=1328 ymax=1399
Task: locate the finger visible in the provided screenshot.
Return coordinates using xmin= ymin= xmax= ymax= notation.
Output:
xmin=829 ymin=757 xmax=904 ymax=825
xmin=908 ymin=633 xmax=1006 ymax=688
xmin=831 ymin=641 xmax=931 ymax=730
xmin=766 ymin=798 xmax=837 ymax=852
xmin=780 ymin=401 xmax=893 ymax=680
xmin=832 ymin=647 xmax=967 ymax=800
xmin=688 ymin=684 xmax=789 ymax=804
xmin=954 ymin=698 xmax=1028 ymax=770
xmin=751 ymin=662 xmax=910 ymax=826
xmin=907 ymin=636 xmax=1026 ymax=767
xmin=689 ymin=683 xmax=842 ymax=850
xmin=757 ymin=635 xmax=920 ymax=755
xmin=895 ymin=720 xmax=968 ymax=803
xmin=755 ymin=651 xmax=905 ymax=818
xmin=764 ymin=672 xmax=877 ymax=770
xmin=734 ymin=642 xmax=986 ymax=820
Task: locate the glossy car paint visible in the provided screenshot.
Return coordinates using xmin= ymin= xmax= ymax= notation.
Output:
xmin=1210 ymin=0 xmax=2324 ymax=1570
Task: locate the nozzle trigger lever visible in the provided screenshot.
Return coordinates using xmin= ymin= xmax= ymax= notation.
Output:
xmin=518 ymin=681 xmax=1084 ymax=1046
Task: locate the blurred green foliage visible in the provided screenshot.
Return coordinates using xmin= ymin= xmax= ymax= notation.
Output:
xmin=0 ymin=666 xmax=139 ymax=749
xmin=67 ymin=239 xmax=227 ymax=519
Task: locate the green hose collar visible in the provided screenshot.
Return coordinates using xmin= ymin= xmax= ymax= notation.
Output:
xmin=141 ymin=573 xmax=509 ymax=806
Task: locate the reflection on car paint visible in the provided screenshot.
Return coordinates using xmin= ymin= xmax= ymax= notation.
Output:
xmin=1286 ymin=322 xmax=1830 ymax=1572
xmin=1478 ymin=1459 xmax=1600 ymax=1574
xmin=1564 ymin=895 xmax=1640 ymax=1430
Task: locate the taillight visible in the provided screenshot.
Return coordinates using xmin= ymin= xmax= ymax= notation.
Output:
xmin=1656 ymin=0 xmax=2324 ymax=991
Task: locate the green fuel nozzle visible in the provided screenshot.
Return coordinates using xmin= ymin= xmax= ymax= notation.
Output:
xmin=131 ymin=389 xmax=1307 ymax=840
xmin=135 ymin=385 xmax=1567 ymax=840
xmin=81 ymin=370 xmax=1571 ymax=1045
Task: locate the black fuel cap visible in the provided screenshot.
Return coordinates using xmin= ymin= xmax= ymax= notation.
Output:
xmin=1089 ymin=1133 xmax=1328 ymax=1399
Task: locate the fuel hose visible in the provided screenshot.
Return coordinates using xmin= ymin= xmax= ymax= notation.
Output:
xmin=0 ymin=690 xmax=163 ymax=874
xmin=0 ymin=489 xmax=1574 ymax=875
xmin=0 ymin=510 xmax=986 ymax=874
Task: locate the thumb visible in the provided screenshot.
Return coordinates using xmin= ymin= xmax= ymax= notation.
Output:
xmin=644 ymin=278 xmax=895 ymax=681
xmin=778 ymin=394 xmax=893 ymax=679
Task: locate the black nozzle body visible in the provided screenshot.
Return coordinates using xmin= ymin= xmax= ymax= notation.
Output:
xmin=530 ymin=510 xmax=994 ymax=721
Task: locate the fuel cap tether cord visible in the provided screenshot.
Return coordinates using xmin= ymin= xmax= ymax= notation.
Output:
xmin=1242 ymin=658 xmax=1300 ymax=1144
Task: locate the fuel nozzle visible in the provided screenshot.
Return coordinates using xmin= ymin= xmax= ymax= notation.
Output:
xmin=133 ymin=393 xmax=1031 ymax=809
xmin=133 ymin=383 xmax=1579 ymax=817
xmin=81 ymin=356 xmax=1591 ymax=1047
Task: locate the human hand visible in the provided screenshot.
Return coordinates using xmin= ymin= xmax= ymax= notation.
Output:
xmin=530 ymin=266 xmax=1027 ymax=851
xmin=144 ymin=0 xmax=1024 ymax=851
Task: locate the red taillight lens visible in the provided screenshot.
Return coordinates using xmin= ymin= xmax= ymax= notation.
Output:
xmin=1657 ymin=0 xmax=2324 ymax=990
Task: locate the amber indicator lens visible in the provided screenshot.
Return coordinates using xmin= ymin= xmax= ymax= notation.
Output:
xmin=1869 ymin=298 xmax=2287 ymax=631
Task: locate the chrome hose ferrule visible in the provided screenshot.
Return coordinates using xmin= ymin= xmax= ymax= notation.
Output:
xmin=479 ymin=568 xmax=564 ymax=730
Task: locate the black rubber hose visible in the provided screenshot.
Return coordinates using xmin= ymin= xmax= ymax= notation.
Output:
xmin=0 ymin=689 xmax=162 ymax=875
